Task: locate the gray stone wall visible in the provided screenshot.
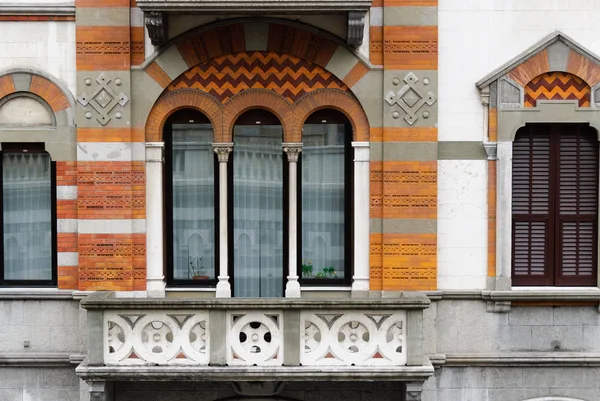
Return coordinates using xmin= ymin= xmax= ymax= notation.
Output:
xmin=429 ymin=301 xmax=600 ymax=353
xmin=0 ymin=299 xmax=81 ymax=353
xmin=114 ymin=381 xmax=406 ymax=401
xmin=423 ymin=367 xmax=600 ymax=401
xmin=0 ymin=367 xmax=79 ymax=401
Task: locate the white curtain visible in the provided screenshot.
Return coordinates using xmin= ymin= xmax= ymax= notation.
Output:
xmin=171 ymin=124 xmax=215 ymax=280
xmin=233 ymin=125 xmax=283 ymax=297
xmin=3 ymin=152 xmax=52 ymax=281
xmin=301 ymin=124 xmax=345 ymax=279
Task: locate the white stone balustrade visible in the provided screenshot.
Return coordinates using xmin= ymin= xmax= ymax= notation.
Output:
xmin=81 ymin=292 xmax=429 ymax=376
xmin=301 ymin=310 xmax=406 ymax=366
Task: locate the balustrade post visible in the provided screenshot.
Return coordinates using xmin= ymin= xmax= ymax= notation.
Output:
xmin=146 ymin=142 xmax=166 ymax=298
xmin=283 ymin=143 xmax=302 ymax=298
xmin=351 ymin=142 xmax=370 ymax=296
xmin=213 ymin=143 xmax=234 ymax=298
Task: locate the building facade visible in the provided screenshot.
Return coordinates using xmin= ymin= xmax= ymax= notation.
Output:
xmin=1 ymin=0 xmax=600 ymax=400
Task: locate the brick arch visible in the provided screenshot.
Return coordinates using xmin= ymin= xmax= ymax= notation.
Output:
xmin=145 ymin=89 xmax=223 ymax=142
xmin=222 ymin=89 xmax=294 ymax=142
xmin=524 ymin=71 xmax=591 ymax=107
xmin=293 ymin=89 xmax=370 ymax=142
xmin=0 ymin=70 xmax=75 ymax=125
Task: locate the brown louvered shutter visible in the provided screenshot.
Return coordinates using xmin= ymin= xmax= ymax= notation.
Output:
xmin=512 ymin=125 xmax=553 ymax=285
xmin=555 ymin=125 xmax=598 ymax=285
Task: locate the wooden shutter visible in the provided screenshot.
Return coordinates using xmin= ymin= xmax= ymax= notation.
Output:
xmin=512 ymin=125 xmax=553 ymax=285
xmin=512 ymin=124 xmax=599 ymax=286
xmin=555 ymin=125 xmax=598 ymax=285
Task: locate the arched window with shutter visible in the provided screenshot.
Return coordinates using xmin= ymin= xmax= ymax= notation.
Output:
xmin=512 ymin=123 xmax=599 ymax=286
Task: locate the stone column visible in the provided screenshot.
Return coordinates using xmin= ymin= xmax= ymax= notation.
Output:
xmin=352 ymin=142 xmax=370 ymax=295
xmin=146 ymin=142 xmax=166 ymax=297
xmin=213 ymin=143 xmax=234 ymax=298
xmin=283 ymin=143 xmax=302 ymax=298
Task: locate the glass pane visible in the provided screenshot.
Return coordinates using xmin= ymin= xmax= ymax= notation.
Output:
xmin=301 ymin=124 xmax=345 ymax=279
xmin=172 ymin=123 xmax=215 ymax=280
xmin=233 ymin=124 xmax=283 ymax=297
xmin=3 ymin=153 xmax=52 ymax=280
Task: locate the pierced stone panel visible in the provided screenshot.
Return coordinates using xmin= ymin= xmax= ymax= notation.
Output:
xmin=301 ymin=310 xmax=406 ymax=366
xmin=104 ymin=311 xmax=209 ymax=366
xmin=227 ymin=311 xmax=283 ymax=366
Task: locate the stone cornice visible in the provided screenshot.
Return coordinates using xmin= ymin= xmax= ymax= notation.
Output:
xmin=137 ymin=0 xmax=372 ymax=13
xmin=0 ymin=3 xmax=75 ymax=16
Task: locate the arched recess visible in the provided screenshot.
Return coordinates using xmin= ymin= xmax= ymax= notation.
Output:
xmin=293 ymin=89 xmax=370 ymax=142
xmin=0 ymin=68 xmax=75 ymax=126
xmin=0 ymin=69 xmax=76 ymax=161
xmin=145 ymin=89 xmax=223 ymax=142
xmin=222 ymin=90 xmax=293 ymax=142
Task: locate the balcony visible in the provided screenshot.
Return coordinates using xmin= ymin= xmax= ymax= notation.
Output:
xmin=76 ymin=292 xmax=433 ymax=383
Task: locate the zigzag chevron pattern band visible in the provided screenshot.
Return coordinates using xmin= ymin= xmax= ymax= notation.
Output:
xmin=524 ymin=71 xmax=590 ymax=107
xmin=167 ymin=51 xmax=349 ymax=103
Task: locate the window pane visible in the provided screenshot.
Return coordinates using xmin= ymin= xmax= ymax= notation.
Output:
xmin=233 ymin=125 xmax=283 ymax=297
xmin=172 ymin=124 xmax=215 ymax=280
xmin=301 ymin=123 xmax=345 ymax=279
xmin=3 ymin=152 xmax=52 ymax=280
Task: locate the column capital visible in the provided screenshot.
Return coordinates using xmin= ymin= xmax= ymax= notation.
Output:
xmin=146 ymin=141 xmax=164 ymax=163
xmin=283 ymin=142 xmax=303 ymax=162
xmin=213 ymin=142 xmax=234 ymax=162
xmin=352 ymin=141 xmax=370 ymax=162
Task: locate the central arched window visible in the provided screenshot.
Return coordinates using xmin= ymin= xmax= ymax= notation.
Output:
xmin=231 ymin=109 xmax=284 ymax=297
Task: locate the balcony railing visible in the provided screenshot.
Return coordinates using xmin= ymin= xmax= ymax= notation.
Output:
xmin=77 ymin=292 xmax=433 ymax=382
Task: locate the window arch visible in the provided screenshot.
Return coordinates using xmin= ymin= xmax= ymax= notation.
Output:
xmin=165 ymin=109 xmax=217 ymax=285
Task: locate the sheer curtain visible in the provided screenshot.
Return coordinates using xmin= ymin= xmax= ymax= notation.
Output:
xmin=3 ymin=152 xmax=52 ymax=281
xmin=171 ymin=124 xmax=215 ymax=280
xmin=301 ymin=124 xmax=345 ymax=279
xmin=233 ymin=125 xmax=283 ymax=297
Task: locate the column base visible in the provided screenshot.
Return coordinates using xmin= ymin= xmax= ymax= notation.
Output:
xmin=285 ymin=277 xmax=301 ymax=298
xmin=351 ymin=276 xmax=369 ymax=296
xmin=146 ymin=277 xmax=166 ymax=298
xmin=216 ymin=276 xmax=231 ymax=298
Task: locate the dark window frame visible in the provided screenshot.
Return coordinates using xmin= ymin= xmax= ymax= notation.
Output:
xmin=298 ymin=109 xmax=353 ymax=286
xmin=0 ymin=142 xmax=57 ymax=286
xmin=164 ymin=109 xmax=219 ymax=287
xmin=512 ymin=123 xmax=599 ymax=286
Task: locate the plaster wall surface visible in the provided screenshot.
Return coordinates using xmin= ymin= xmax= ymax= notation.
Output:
xmin=437 ymin=160 xmax=488 ymax=289
xmin=0 ymin=21 xmax=76 ymax=97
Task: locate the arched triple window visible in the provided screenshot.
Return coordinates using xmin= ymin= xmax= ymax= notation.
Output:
xmin=165 ymin=107 xmax=353 ymax=296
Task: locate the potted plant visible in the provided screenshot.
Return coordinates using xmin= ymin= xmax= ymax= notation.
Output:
xmin=315 ymin=266 xmax=338 ymax=279
xmin=189 ymin=256 xmax=209 ymax=280
xmin=301 ymin=259 xmax=313 ymax=278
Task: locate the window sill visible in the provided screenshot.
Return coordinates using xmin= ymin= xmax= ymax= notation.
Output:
xmin=301 ymin=286 xmax=352 ymax=291
xmin=166 ymin=287 xmax=216 ymax=292
xmin=488 ymin=287 xmax=600 ymax=301
xmin=0 ymin=288 xmax=74 ymax=300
